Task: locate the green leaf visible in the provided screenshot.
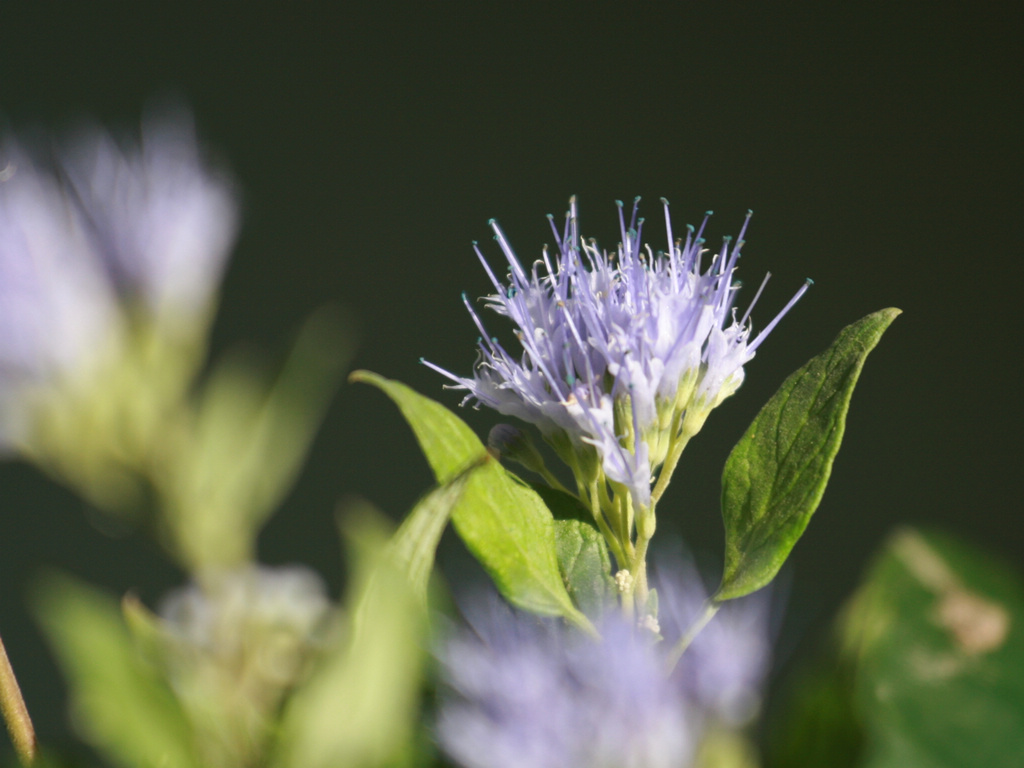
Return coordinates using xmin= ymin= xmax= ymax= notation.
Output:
xmin=33 ymin=575 xmax=200 ymax=768
xmin=274 ymin=515 xmax=427 ymax=768
xmin=717 ymin=308 xmax=900 ymax=600
xmin=388 ymin=470 xmax=475 ymax=605
xmin=770 ymin=529 xmax=1024 ymax=768
xmin=350 ymin=371 xmax=594 ymax=632
xmin=531 ymin=484 xmax=616 ymax=620
xmin=849 ymin=529 xmax=1024 ymax=768
xmin=163 ymin=308 xmax=351 ymax=571
xmin=765 ymin=641 xmax=864 ymax=768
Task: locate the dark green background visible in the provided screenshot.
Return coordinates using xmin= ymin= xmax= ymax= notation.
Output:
xmin=1 ymin=2 xmax=1021 ymax=756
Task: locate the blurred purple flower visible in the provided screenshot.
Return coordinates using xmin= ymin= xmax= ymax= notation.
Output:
xmin=63 ymin=112 xmax=238 ymax=327
xmin=425 ymin=198 xmax=808 ymax=509
xmin=656 ymin=564 xmax=773 ymax=726
xmin=0 ymin=145 xmax=118 ymax=435
xmin=437 ymin=574 xmax=772 ymax=768
xmin=0 ymin=112 xmax=238 ymax=441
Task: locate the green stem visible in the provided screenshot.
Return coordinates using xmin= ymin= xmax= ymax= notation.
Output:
xmin=651 ymin=430 xmax=693 ymax=504
xmin=566 ymin=607 xmax=602 ymax=640
xmin=539 ymin=466 xmax=570 ymax=494
xmin=0 ymin=632 xmax=35 ymax=766
xmin=620 ymin=580 xmax=635 ymax=619
xmin=665 ymin=598 xmax=720 ymax=674
xmin=631 ymin=532 xmax=651 ymax=608
xmin=588 ymin=479 xmax=627 ymax=569
xmin=614 ymin=490 xmax=632 ymax=554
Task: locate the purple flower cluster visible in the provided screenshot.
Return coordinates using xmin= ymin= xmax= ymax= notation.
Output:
xmin=62 ymin=115 xmax=238 ymax=328
xmin=426 ymin=198 xmax=808 ymax=509
xmin=0 ymin=112 xmax=237 ymax=440
xmin=437 ymin=577 xmax=770 ymax=768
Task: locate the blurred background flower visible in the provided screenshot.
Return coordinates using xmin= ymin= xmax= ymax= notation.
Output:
xmin=157 ymin=565 xmax=332 ymax=767
xmin=437 ymin=571 xmax=771 ymax=768
xmin=0 ymin=111 xmax=238 ymax=512
xmin=61 ymin=112 xmax=238 ymax=340
xmin=0 ymin=142 xmax=119 ymax=442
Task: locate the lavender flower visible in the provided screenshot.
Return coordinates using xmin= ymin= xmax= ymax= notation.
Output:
xmin=0 ymin=114 xmax=237 ymax=444
xmin=656 ymin=565 xmax=773 ymax=726
xmin=436 ymin=578 xmax=771 ymax=768
xmin=63 ymin=112 xmax=238 ymax=333
xmin=0 ymin=144 xmax=119 ymax=439
xmin=425 ymin=198 xmax=808 ymax=512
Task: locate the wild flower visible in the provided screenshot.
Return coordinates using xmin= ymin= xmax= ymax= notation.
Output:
xmin=427 ymin=198 xmax=807 ymax=514
xmin=0 ymin=113 xmax=237 ymax=446
xmin=426 ymin=198 xmax=808 ymax=612
xmin=62 ymin=113 xmax=237 ymax=335
xmin=0 ymin=143 xmax=117 ymax=426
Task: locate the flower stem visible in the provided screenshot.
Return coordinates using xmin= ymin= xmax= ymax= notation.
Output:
xmin=588 ymin=479 xmax=628 ymax=569
xmin=631 ymin=532 xmax=651 ymax=608
xmin=0 ymin=631 xmax=35 ymax=766
xmin=651 ymin=430 xmax=693 ymax=504
xmin=665 ymin=598 xmax=720 ymax=674
xmin=539 ymin=467 xmax=571 ymax=495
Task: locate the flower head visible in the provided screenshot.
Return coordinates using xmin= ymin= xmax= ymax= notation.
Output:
xmin=0 ymin=113 xmax=237 ymax=445
xmin=437 ymin=603 xmax=695 ymax=768
xmin=425 ymin=198 xmax=808 ymax=510
xmin=0 ymin=145 xmax=117 ymax=386
xmin=63 ymin=111 xmax=238 ymax=332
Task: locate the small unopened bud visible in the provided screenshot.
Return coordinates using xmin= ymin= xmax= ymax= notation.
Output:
xmin=614 ymin=569 xmax=633 ymax=594
xmin=488 ymin=424 xmax=547 ymax=474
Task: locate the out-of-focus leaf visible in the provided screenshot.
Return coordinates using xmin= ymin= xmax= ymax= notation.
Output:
xmin=350 ymin=372 xmax=593 ymax=633
xmin=695 ymin=727 xmax=762 ymax=768
xmin=120 ymin=593 xmax=168 ymax=666
xmin=717 ymin=309 xmax=900 ymax=600
xmin=765 ymin=645 xmax=863 ymax=768
xmin=33 ymin=575 xmax=200 ymax=768
xmin=273 ymin=515 xmax=426 ymax=768
xmin=389 ymin=470 xmax=474 ymax=605
xmin=769 ymin=528 xmax=1024 ymax=768
xmin=847 ymin=529 xmax=1024 ymax=768
xmin=532 ymin=484 xmax=616 ymax=620
xmin=164 ymin=308 xmax=351 ymax=571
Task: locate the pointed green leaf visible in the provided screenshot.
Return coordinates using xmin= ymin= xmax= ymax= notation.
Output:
xmin=33 ymin=575 xmax=200 ymax=768
xmin=532 ymin=484 xmax=616 ymax=620
xmin=349 ymin=371 xmax=481 ymax=484
xmin=389 ymin=470 xmax=475 ymax=605
xmin=274 ymin=516 xmax=426 ymax=768
xmin=351 ymin=371 xmax=593 ymax=632
xmin=717 ymin=308 xmax=900 ymax=600
xmin=165 ymin=309 xmax=351 ymax=571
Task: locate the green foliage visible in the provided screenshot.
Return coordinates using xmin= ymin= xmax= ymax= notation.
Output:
xmin=273 ymin=517 xmax=427 ymax=768
xmin=33 ymin=575 xmax=201 ymax=768
xmin=770 ymin=529 xmax=1024 ymax=768
xmin=350 ymin=371 xmax=594 ymax=632
xmin=717 ymin=308 xmax=900 ymax=601
xmin=161 ymin=309 xmax=350 ymax=571
xmin=766 ymin=645 xmax=863 ymax=768
xmin=532 ymin=484 xmax=617 ymax=621
xmin=387 ymin=470 xmax=474 ymax=606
